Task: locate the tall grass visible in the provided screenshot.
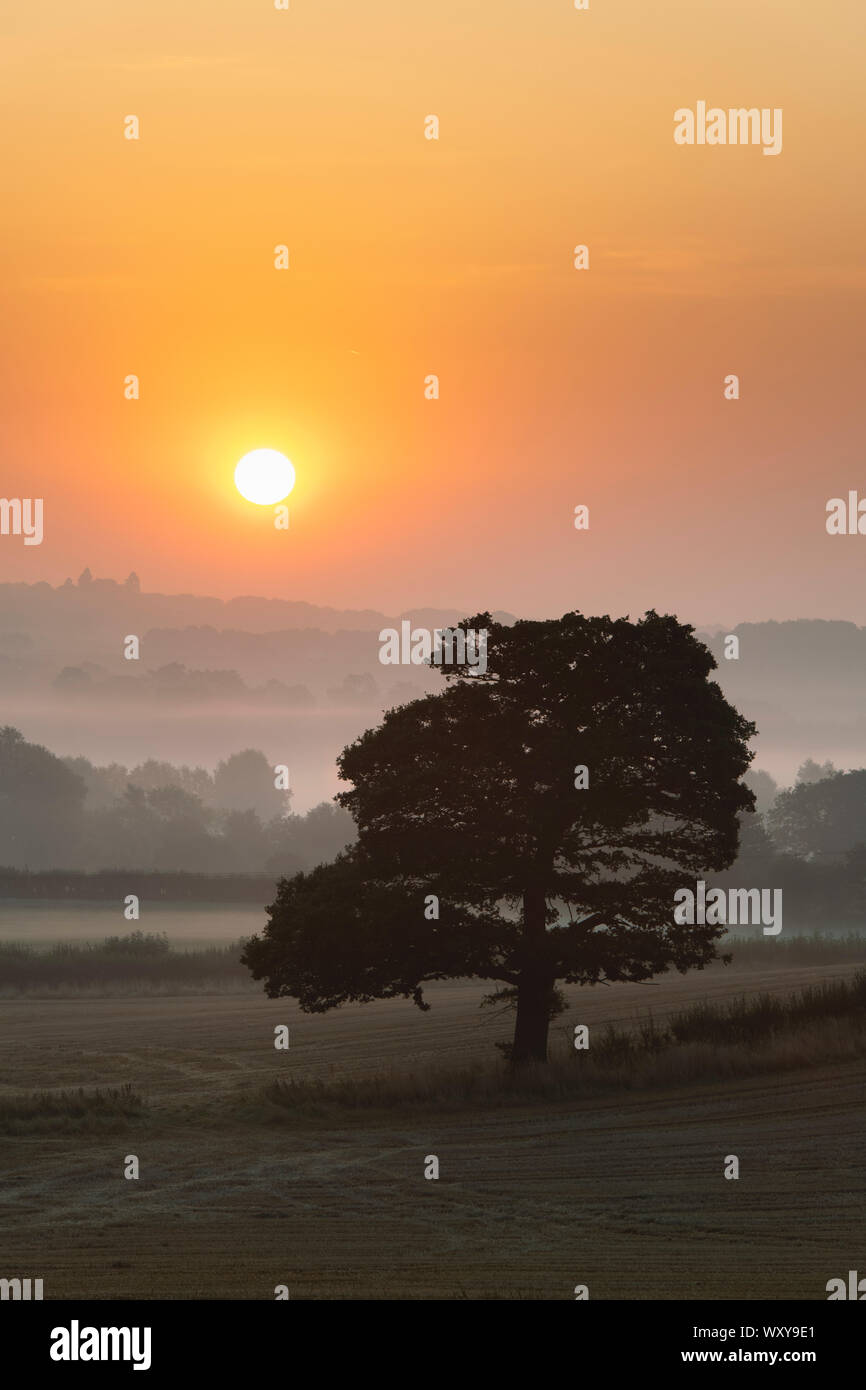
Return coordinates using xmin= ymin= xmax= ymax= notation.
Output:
xmin=0 ymin=1084 xmax=145 ymax=1134
xmin=669 ymin=972 xmax=866 ymax=1046
xmin=722 ymin=931 xmax=866 ymax=967
xmin=0 ymin=933 xmax=250 ymax=995
xmin=582 ymin=971 xmax=866 ymax=1061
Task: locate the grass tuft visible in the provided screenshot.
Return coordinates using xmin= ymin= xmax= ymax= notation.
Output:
xmin=0 ymin=1083 xmax=145 ymax=1134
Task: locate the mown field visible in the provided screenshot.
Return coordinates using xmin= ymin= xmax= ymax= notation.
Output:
xmin=1 ymin=959 xmax=864 ymax=1300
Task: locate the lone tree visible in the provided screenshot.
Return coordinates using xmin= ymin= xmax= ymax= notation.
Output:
xmin=242 ymin=612 xmax=755 ymax=1065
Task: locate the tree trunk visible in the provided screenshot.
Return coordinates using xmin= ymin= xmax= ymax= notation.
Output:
xmin=511 ymin=884 xmax=553 ymax=1066
xmin=511 ymin=971 xmax=553 ymax=1065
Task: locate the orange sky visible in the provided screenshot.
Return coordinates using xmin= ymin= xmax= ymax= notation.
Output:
xmin=1 ymin=0 xmax=864 ymax=622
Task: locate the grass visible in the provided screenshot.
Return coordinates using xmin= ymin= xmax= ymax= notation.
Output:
xmin=250 ymin=971 xmax=866 ymax=1122
xmin=669 ymin=972 xmax=866 ymax=1045
xmin=586 ymin=970 xmax=866 ymax=1058
xmin=0 ymin=933 xmax=251 ymax=995
xmin=723 ymin=930 xmax=866 ymax=967
xmin=0 ymin=1083 xmax=145 ymax=1135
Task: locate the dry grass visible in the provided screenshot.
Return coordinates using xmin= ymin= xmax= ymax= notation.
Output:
xmin=0 ymin=1083 xmax=145 ymax=1135
xmin=0 ymin=934 xmax=251 ymax=997
xmin=723 ymin=930 xmax=866 ymax=967
xmin=251 ymin=973 xmax=866 ymax=1122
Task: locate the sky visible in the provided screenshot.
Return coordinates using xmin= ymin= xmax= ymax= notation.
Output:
xmin=1 ymin=0 xmax=865 ymax=624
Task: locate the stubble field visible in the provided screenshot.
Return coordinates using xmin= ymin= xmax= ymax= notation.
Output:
xmin=1 ymin=965 xmax=863 ymax=1300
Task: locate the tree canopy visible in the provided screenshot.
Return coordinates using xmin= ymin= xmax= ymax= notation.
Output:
xmin=0 ymin=725 xmax=86 ymax=868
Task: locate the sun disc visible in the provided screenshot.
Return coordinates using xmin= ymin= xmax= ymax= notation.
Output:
xmin=234 ymin=449 xmax=296 ymax=505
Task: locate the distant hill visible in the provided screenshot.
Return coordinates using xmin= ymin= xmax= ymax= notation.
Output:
xmin=3 ymin=577 xmax=866 ymax=795
xmin=0 ymin=574 xmax=515 ymax=643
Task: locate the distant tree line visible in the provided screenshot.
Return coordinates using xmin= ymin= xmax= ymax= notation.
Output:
xmin=724 ymin=761 xmax=866 ymax=925
xmin=743 ymin=760 xmax=866 ymax=860
xmin=2 ymin=725 xmax=865 ymax=920
xmin=51 ymin=661 xmax=320 ymax=708
xmin=0 ymin=727 xmax=354 ymax=875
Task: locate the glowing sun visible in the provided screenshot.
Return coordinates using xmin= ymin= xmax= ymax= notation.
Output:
xmin=234 ymin=449 xmax=296 ymax=505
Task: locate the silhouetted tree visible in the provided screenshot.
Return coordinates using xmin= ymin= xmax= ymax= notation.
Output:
xmin=263 ymin=802 xmax=355 ymax=876
xmin=53 ymin=666 xmax=92 ymax=692
xmin=129 ymin=758 xmax=213 ymax=803
xmin=62 ymin=755 xmax=130 ymax=812
xmin=768 ymin=769 xmax=866 ymax=859
xmin=795 ymin=758 xmax=837 ymax=785
xmin=0 ymin=726 xmax=86 ymax=868
xmin=327 ymin=673 xmax=379 ymax=705
xmin=743 ymin=767 xmax=778 ymax=815
xmin=82 ymin=784 xmax=220 ymax=872
xmin=243 ymin=611 xmax=755 ymax=1064
xmin=218 ymin=809 xmax=267 ymax=871
xmin=213 ymin=749 xmax=288 ymax=820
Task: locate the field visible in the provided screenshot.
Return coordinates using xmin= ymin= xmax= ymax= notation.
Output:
xmin=1 ymin=957 xmax=864 ymax=1300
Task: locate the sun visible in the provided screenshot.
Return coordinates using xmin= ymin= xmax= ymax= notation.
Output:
xmin=234 ymin=449 xmax=296 ymax=505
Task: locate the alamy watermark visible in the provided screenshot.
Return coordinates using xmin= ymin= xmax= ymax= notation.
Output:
xmin=1 ymin=1276 xmax=43 ymax=1300
xmin=826 ymin=492 xmax=866 ymax=535
xmin=0 ymin=497 xmax=43 ymax=545
xmin=50 ymin=1321 xmax=151 ymax=1371
xmin=674 ymin=103 xmax=782 ymax=157
xmin=674 ymin=880 xmax=782 ymax=935
xmin=378 ymin=622 xmax=488 ymax=674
